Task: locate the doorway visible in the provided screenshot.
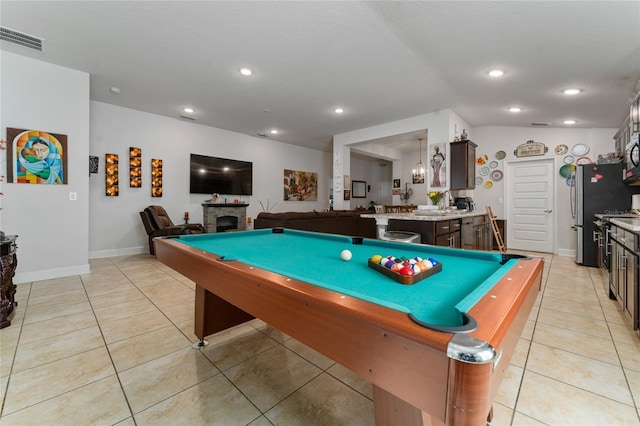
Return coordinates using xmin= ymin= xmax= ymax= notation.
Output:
xmin=505 ymin=158 xmax=555 ymax=253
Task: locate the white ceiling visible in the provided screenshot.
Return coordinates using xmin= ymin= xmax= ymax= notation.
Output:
xmin=1 ymin=1 xmax=639 ymax=153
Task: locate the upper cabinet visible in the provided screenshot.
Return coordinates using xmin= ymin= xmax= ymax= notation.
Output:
xmin=450 ymin=140 xmax=477 ymax=190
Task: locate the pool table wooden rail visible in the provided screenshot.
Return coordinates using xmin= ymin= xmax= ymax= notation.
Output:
xmin=155 ymin=237 xmax=543 ymax=426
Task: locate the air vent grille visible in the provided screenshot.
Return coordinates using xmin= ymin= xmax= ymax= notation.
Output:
xmin=531 ymin=122 xmax=551 ymax=127
xmin=179 ymin=115 xmax=195 ymax=121
xmin=0 ymin=27 xmax=43 ymax=52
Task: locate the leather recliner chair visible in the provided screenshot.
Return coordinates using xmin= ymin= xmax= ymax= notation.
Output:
xmin=140 ymin=205 xmax=204 ymax=255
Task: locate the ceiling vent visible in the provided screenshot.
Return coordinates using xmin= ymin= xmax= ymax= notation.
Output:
xmin=530 ymin=122 xmax=551 ymax=127
xmin=0 ymin=27 xmax=43 ymax=52
xmin=179 ymin=114 xmax=195 ymax=121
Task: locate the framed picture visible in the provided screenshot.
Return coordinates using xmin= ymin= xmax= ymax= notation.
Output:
xmin=352 ymin=180 xmax=366 ymax=198
xmin=343 ymin=189 xmax=350 ymax=200
xmin=6 ymin=127 xmax=68 ymax=184
xmin=429 ymin=142 xmax=446 ymax=188
xmin=393 ymin=178 xmax=400 ymax=189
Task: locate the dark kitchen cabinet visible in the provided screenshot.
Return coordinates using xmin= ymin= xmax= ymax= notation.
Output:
xmin=450 ymin=140 xmax=477 ymax=190
xmin=387 ymin=218 xmax=461 ymax=248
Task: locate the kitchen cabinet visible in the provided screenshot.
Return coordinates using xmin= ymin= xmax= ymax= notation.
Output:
xmin=387 ymin=218 xmax=461 ymax=248
xmin=472 ymin=215 xmax=491 ymax=251
xmin=609 ymin=225 xmax=639 ymax=331
xmin=450 ymin=140 xmax=477 ymax=190
xmin=461 ymin=214 xmax=492 ymax=251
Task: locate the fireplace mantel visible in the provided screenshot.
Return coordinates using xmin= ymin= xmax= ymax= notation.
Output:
xmin=202 ymin=203 xmax=249 ymax=233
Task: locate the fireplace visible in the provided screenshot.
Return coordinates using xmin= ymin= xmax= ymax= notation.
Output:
xmin=216 ymin=216 xmax=238 ymax=233
xmin=202 ymin=203 xmax=248 ymax=233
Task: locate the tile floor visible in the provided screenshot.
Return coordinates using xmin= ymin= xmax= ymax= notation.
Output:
xmin=1 ymin=251 xmax=639 ymax=425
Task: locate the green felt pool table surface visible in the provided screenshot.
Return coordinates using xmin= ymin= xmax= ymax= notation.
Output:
xmin=176 ymin=228 xmax=521 ymax=331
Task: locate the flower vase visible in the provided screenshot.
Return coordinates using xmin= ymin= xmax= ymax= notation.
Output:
xmin=438 ymin=199 xmax=445 ymax=210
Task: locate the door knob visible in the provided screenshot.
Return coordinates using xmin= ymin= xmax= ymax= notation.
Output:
xmin=544 ymin=209 xmax=553 ymax=213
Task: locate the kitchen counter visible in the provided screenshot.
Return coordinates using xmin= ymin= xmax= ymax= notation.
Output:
xmin=361 ymin=210 xmax=487 ymax=223
xmin=609 ymin=217 xmax=640 ymax=233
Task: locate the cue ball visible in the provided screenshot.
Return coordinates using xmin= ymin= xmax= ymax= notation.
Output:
xmin=340 ymin=249 xmax=352 ymax=261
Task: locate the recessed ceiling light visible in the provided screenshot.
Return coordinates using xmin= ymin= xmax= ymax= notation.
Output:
xmin=270 ymin=129 xmax=278 ymax=135
xmin=488 ymin=69 xmax=504 ymax=77
xmin=240 ymin=67 xmax=252 ymax=76
xmin=109 ymin=87 xmax=121 ymax=94
xmin=563 ymin=120 xmax=577 ymax=125
xmin=183 ymin=107 xmax=194 ymax=114
xmin=563 ymin=88 xmax=581 ymax=95
xmin=508 ymin=107 xmax=522 ymax=112
xmin=334 ymin=107 xmax=344 ymax=114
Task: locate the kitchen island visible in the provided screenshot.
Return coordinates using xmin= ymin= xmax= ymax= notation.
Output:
xmin=361 ymin=210 xmax=491 ymax=250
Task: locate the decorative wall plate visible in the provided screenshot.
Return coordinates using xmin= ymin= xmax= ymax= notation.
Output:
xmin=559 ymin=164 xmax=576 ymax=178
xmin=563 ymin=155 xmax=574 ymax=164
xmin=555 ymin=144 xmax=568 ymax=155
xmin=495 ymin=150 xmax=506 ymax=160
xmin=566 ymin=176 xmax=576 ymax=186
xmin=479 ymin=166 xmax=490 ymax=176
xmin=490 ymin=170 xmax=503 ymax=182
xmin=575 ymin=156 xmax=592 ymax=165
xmin=484 ymin=181 xmax=493 ymax=189
xmin=571 ymin=143 xmax=590 ymax=156
xmin=489 ymin=160 xmax=498 ymax=169
xmin=475 ymin=176 xmax=483 ymax=185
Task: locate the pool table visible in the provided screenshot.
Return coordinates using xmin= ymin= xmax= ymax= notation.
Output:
xmin=155 ymin=228 xmax=543 ymax=426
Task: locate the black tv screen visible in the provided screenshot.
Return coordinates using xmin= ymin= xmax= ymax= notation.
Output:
xmin=189 ymin=154 xmax=253 ymax=195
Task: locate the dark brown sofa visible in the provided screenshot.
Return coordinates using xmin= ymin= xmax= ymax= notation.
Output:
xmin=254 ymin=211 xmax=376 ymax=239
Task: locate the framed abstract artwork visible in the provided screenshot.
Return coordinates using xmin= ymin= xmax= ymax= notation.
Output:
xmin=6 ymin=128 xmax=68 ymax=184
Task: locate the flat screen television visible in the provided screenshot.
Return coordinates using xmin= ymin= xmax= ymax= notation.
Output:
xmin=189 ymin=153 xmax=253 ymax=195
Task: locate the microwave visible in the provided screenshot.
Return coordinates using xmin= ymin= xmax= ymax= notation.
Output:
xmin=625 ymin=134 xmax=640 ymax=182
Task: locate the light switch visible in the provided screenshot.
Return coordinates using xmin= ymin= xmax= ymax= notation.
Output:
xmin=69 ymin=192 xmax=77 ymax=201
xmin=497 ymin=197 xmax=503 ymax=204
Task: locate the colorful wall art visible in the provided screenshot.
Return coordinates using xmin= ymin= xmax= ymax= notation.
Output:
xmin=151 ymin=158 xmax=163 ymax=197
xmin=105 ymin=153 xmax=119 ymax=196
xmin=6 ymin=128 xmax=68 ymax=184
xmin=283 ymin=169 xmax=318 ymax=201
xmin=129 ymin=147 xmax=142 ymax=187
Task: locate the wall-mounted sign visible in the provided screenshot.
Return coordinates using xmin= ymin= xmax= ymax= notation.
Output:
xmin=514 ymin=140 xmax=548 ymax=157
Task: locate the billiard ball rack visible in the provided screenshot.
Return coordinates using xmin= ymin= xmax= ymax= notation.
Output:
xmin=368 ymin=259 xmax=442 ymax=285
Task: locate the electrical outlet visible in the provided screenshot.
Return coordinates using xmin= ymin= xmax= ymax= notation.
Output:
xmin=497 ymin=197 xmax=503 ymax=204
xmin=69 ymin=192 xmax=77 ymax=201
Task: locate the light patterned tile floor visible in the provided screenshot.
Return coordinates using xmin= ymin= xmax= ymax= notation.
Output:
xmin=1 ymin=251 xmax=638 ymax=425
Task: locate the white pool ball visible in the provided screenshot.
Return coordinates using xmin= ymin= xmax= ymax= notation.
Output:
xmin=340 ymin=249 xmax=352 ymax=261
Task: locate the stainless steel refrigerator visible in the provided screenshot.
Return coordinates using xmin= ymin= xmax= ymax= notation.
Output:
xmin=571 ymin=163 xmax=640 ymax=266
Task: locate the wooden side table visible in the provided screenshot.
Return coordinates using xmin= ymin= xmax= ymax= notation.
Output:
xmin=1 ymin=235 xmax=18 ymax=329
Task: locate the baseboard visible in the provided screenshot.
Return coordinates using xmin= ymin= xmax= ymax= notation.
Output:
xmin=556 ymin=248 xmax=575 ymax=257
xmin=89 ymin=246 xmax=147 ymax=259
xmin=14 ymin=264 xmax=91 ymax=284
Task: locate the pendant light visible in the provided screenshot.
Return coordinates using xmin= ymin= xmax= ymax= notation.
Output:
xmin=412 ymin=137 xmax=425 ymax=175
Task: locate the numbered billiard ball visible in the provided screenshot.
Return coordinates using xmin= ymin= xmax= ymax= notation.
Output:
xmin=340 ymin=249 xmax=352 ymax=261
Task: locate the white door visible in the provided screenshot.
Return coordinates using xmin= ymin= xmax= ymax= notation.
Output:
xmin=505 ymin=158 xmax=555 ymax=253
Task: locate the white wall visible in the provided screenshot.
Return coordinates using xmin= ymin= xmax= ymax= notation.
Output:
xmin=89 ymin=102 xmax=331 ymax=258
xmin=1 ymin=52 xmax=91 ymax=283
xmin=471 ymin=126 xmax=617 ymax=256
xmin=333 ymin=110 xmax=452 ymax=209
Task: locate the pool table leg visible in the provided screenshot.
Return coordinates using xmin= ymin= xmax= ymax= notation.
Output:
xmin=194 ymin=284 xmax=255 ymax=346
xmin=373 ymin=385 xmax=445 ymax=426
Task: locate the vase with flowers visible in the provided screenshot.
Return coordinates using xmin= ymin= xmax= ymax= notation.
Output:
xmin=428 ymin=191 xmax=445 ymax=209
